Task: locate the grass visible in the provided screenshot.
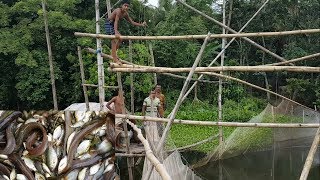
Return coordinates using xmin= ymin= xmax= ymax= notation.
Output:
xmin=166 ymin=97 xmax=266 ymax=153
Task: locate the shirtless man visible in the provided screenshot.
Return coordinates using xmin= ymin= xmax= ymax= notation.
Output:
xmin=106 ymin=90 xmax=125 ymax=127
xmin=154 ymin=84 xmax=165 ymax=118
xmin=105 ymin=0 xmax=147 ymax=64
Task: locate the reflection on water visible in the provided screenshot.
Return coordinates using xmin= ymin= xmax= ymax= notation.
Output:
xmin=196 ymin=147 xmax=320 ymax=180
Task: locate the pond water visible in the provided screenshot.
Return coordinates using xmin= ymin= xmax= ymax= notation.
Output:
xmin=195 ymin=147 xmax=320 ymax=180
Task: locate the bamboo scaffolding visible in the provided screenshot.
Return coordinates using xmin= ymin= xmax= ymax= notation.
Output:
xmin=84 ymin=47 xmax=219 ymax=83
xmin=116 ymin=114 xmax=320 ymax=128
xmin=74 ymin=29 xmax=320 ymax=40
xmin=77 ymin=46 xmax=90 ymax=110
xmin=42 ymin=0 xmax=58 ymax=110
xmin=266 ymin=53 xmax=320 ymax=66
xmin=176 ymin=0 xmax=288 ymax=63
xmin=179 ymin=0 xmax=274 ymax=105
xmin=125 ymin=119 xmax=171 ymax=180
xmin=82 ymin=83 xmax=118 ymax=89
xmin=109 ymin=64 xmax=320 ymax=73
xmin=299 ymin=127 xmax=320 ymax=180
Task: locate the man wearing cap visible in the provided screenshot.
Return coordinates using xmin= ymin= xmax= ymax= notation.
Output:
xmin=105 ymin=0 xmax=147 ymax=65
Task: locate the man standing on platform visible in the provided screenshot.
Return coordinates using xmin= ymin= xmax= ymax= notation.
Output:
xmin=105 ymin=0 xmax=147 ymax=65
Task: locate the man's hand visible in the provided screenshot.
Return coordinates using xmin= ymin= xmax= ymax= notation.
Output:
xmin=141 ymin=21 xmax=147 ymax=27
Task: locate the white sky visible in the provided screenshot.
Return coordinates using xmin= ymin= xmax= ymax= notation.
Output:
xmin=146 ymin=0 xmax=159 ymax=7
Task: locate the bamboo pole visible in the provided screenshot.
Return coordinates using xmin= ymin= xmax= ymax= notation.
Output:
xmin=179 ymin=0 xmax=273 ymax=105
xmin=156 ymin=33 xmax=211 ymax=153
xmin=82 ymin=83 xmax=118 ymax=89
xmin=149 ymin=43 xmax=157 ymax=86
xmin=42 ymin=0 xmax=58 ymax=110
xmin=116 ymin=114 xmax=320 ymax=128
xmin=77 ymin=46 xmax=90 ymax=110
xmin=84 ymin=47 xmax=221 ymax=83
xmin=176 ymin=0 xmax=289 ymax=63
xmin=74 ymin=29 xmax=320 ymax=40
xmin=109 ymin=64 xmax=320 ymax=73
xmin=125 ymin=119 xmax=171 ymax=180
xmin=266 ymin=53 xmax=320 ymax=66
xmin=116 ymin=153 xmax=146 ymax=157
xmin=129 ymin=40 xmax=134 ymax=114
xmin=299 ymin=127 xmax=320 ymax=180
xmin=218 ymin=0 xmax=227 ymax=147
xmin=95 ymin=0 xmax=105 ymax=111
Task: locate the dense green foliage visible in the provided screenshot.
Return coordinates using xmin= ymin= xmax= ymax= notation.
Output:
xmin=0 ymin=0 xmax=319 ymax=111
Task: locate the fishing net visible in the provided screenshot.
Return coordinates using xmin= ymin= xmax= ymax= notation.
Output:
xmin=204 ymin=99 xmax=320 ymax=162
xmin=140 ymin=101 xmax=202 ymax=180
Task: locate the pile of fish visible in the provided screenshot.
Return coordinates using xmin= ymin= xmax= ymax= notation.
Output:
xmin=0 ymin=110 xmax=117 ymax=180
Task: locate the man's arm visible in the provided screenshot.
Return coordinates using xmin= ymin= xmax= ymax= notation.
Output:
xmin=106 ymin=97 xmax=116 ymax=114
xmin=142 ymin=105 xmax=146 ymax=116
xmin=124 ymin=13 xmax=146 ymax=27
xmin=114 ymin=10 xmax=121 ymax=34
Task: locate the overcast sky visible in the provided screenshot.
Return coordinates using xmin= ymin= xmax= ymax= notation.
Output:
xmin=146 ymin=0 xmax=159 ymax=7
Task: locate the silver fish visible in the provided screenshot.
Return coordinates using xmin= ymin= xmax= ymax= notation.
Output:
xmin=16 ymin=174 xmax=28 ymax=180
xmin=22 ymin=157 xmax=37 ymax=171
xmin=58 ymin=156 xmax=68 ymax=174
xmin=76 ymin=140 xmax=91 ymax=157
xmin=46 ymin=145 xmax=58 ymax=171
xmin=35 ymin=172 xmax=46 ymax=180
xmin=97 ymin=139 xmax=112 ymax=154
xmin=78 ymin=167 xmax=87 ymax=180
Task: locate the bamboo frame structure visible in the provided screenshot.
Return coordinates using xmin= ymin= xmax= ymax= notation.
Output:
xmin=129 ymin=40 xmax=134 ymax=114
xmin=74 ymin=29 xmax=320 ymax=40
xmin=109 ymin=64 xmax=320 ymax=73
xmin=42 ymin=0 xmax=58 ymax=110
xmin=116 ymin=114 xmax=320 ymax=128
xmin=84 ymin=47 xmax=220 ymax=83
xmin=176 ymin=0 xmax=287 ymax=63
xmin=72 ymin=1 xmax=320 ymax=179
xmin=125 ymin=119 xmax=171 ymax=180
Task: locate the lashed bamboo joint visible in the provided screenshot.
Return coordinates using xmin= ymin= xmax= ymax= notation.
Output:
xmin=74 ymin=29 xmax=320 ymax=40
xmin=109 ymin=63 xmax=320 ymax=73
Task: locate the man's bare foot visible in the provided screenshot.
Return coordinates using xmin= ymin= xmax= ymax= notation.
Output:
xmin=114 ymin=58 xmax=122 ymax=65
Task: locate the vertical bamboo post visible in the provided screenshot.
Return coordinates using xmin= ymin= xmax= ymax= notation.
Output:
xmin=157 ymin=34 xmax=211 ymax=152
xmin=106 ymin=0 xmax=111 ymax=18
xmin=299 ymin=127 xmax=320 ymax=180
xmin=149 ymin=43 xmax=157 ymax=86
xmin=42 ymin=0 xmax=58 ymax=110
xmin=129 ymin=40 xmax=134 ymax=114
xmin=95 ymin=0 xmax=105 ymax=111
xmin=179 ymin=0 xmax=271 ymax=105
xmin=218 ymin=0 xmax=226 ymax=150
xmin=77 ymin=46 xmax=90 ymax=110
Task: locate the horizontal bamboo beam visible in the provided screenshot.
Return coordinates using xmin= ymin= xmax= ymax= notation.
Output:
xmin=84 ymin=47 xmax=220 ymax=83
xmin=267 ymin=53 xmax=320 ymax=66
xmin=125 ymin=119 xmax=171 ymax=180
xmin=116 ymin=153 xmax=145 ymax=157
xmin=74 ymin=29 xmax=320 ymax=40
xmin=82 ymin=83 xmax=118 ymax=89
xmin=116 ymin=114 xmax=320 ymax=128
xmin=109 ymin=63 xmax=320 ymax=73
